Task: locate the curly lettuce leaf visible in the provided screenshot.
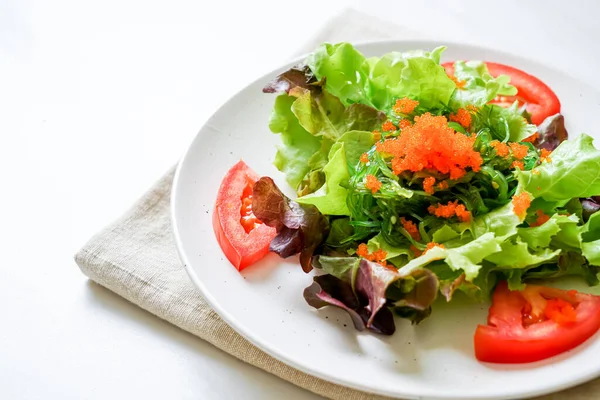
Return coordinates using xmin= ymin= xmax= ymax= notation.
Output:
xmin=269 ymin=94 xmax=321 ymax=189
xmin=305 ymin=42 xmax=372 ymax=107
xmin=296 ymin=142 xmax=350 ymax=215
xmin=518 ymin=214 xmax=579 ymax=250
xmin=367 ymin=233 xmax=413 ymax=259
xmin=399 ymin=233 xmax=501 ymax=281
xmin=518 ymin=134 xmax=600 ymax=201
xmin=336 ymin=130 xmax=375 ymax=167
xmin=290 ymin=87 xmax=385 ymax=141
xmin=471 ymin=102 xmax=537 ymax=142
xmin=470 ymin=200 xmax=522 ymax=240
xmin=264 ymin=63 xmax=385 ymax=194
xmin=306 ymin=42 xmax=455 ymax=112
xmin=449 ymin=60 xmax=517 ymax=109
xmin=252 ymin=177 xmax=329 ymax=272
xmin=522 ymin=252 xmax=600 ymax=287
xmin=484 ymin=239 xmax=560 ymax=269
xmin=365 ymin=46 xmax=455 ymax=110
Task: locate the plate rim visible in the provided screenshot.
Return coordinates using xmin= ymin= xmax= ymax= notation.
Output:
xmin=171 ymin=38 xmax=600 ymax=399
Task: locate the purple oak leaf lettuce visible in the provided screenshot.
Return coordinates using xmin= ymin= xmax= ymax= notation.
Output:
xmin=252 ymin=177 xmax=329 ymax=272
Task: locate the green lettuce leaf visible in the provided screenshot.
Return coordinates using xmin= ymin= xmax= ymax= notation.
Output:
xmin=366 ymin=233 xmax=412 ymax=259
xmin=307 ymin=43 xmax=455 ymax=112
xmin=296 ymin=142 xmax=351 ymax=215
xmin=269 ymin=94 xmax=321 ymax=188
xmin=518 ymin=134 xmax=600 ymax=201
xmin=518 ymin=214 xmax=579 ymax=250
xmin=365 ymin=46 xmax=455 ymax=111
xmin=485 ymin=239 xmax=560 ymax=269
xmin=470 ymin=200 xmax=522 ymax=240
xmin=449 ymin=61 xmax=517 ymax=109
xmin=305 ymin=42 xmax=372 ymax=107
xmin=399 ymin=233 xmax=501 ymax=281
xmin=313 ymin=256 xmax=360 ymax=280
xmin=336 ymin=130 xmax=375 ymax=167
xmin=290 ymin=87 xmax=385 ymax=141
xmin=471 ymin=102 xmax=537 ymax=142
xmin=524 ymin=252 xmax=600 ymax=286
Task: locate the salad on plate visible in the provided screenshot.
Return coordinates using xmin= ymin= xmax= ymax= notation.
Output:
xmin=212 ymin=42 xmax=600 ymax=364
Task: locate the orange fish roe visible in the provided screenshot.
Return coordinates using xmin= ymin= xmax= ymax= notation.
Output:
xmin=523 ymin=132 xmax=539 ymax=143
xmin=449 ymin=74 xmax=466 ymax=89
xmin=449 ymin=108 xmax=472 ymax=128
xmin=400 ymin=217 xmax=422 ymax=241
xmin=398 ymin=119 xmax=412 ymax=130
xmin=428 ymin=200 xmax=471 ymax=223
xmin=512 ymin=192 xmax=532 ymax=220
xmin=375 ymin=113 xmax=482 ymax=180
xmin=437 ymin=180 xmax=449 ymax=190
xmin=423 ymin=242 xmax=445 ymax=255
xmin=393 ymin=98 xmax=419 ymax=114
xmin=532 ymin=169 xmax=541 ymax=175
xmin=382 ymin=120 xmax=397 ymax=132
xmin=423 ymin=176 xmax=436 ymax=194
xmin=360 ymin=153 xmax=369 ymax=164
xmin=372 ymin=249 xmax=388 ymax=264
xmin=490 ymin=140 xmax=510 ymax=158
xmin=410 ymin=245 xmax=422 ymax=257
xmin=356 ymin=243 xmax=387 ymax=265
xmin=540 ymin=148 xmax=552 ymax=163
xmin=365 ymin=174 xmax=382 ymax=193
xmin=509 ymin=142 xmax=529 ymax=160
xmin=372 ymin=130 xmax=382 ymax=141
xmin=530 ymin=209 xmax=551 ymax=227
xmin=356 ymin=243 xmax=370 ymax=258
xmin=511 ymin=160 xmax=524 ymax=170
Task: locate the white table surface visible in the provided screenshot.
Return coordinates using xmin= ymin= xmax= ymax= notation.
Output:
xmin=2 ymin=1 xmax=600 ymax=398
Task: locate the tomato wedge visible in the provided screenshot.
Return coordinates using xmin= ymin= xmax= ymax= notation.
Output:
xmin=213 ymin=161 xmax=277 ymax=270
xmin=474 ymin=282 xmax=600 ymax=363
xmin=442 ymin=61 xmax=561 ymax=125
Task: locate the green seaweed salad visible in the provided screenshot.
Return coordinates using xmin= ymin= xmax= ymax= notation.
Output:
xmin=250 ymin=43 xmax=600 ymax=335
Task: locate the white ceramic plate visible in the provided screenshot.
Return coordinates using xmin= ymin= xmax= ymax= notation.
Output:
xmin=172 ymin=40 xmax=600 ymax=399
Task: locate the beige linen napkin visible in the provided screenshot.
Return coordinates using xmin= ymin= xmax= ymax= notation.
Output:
xmin=75 ymin=8 xmax=599 ymax=400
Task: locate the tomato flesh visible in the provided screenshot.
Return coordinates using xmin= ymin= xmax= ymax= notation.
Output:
xmin=474 ymin=282 xmax=600 ymax=363
xmin=213 ymin=161 xmax=276 ymax=270
xmin=442 ymin=61 xmax=561 ymax=125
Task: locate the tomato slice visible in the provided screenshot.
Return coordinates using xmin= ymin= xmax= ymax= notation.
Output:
xmin=213 ymin=161 xmax=277 ymax=270
xmin=442 ymin=61 xmax=561 ymax=125
xmin=474 ymin=282 xmax=600 ymax=363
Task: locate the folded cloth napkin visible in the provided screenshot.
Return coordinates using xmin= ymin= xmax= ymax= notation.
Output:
xmin=75 ymin=8 xmax=600 ymax=400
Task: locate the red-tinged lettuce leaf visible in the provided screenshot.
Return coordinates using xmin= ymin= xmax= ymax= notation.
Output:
xmin=263 ymin=65 xmax=318 ymax=94
xmin=303 ymin=275 xmax=396 ymax=335
xmin=354 ymin=260 xmax=439 ymax=329
xmin=303 ymin=275 xmax=365 ymax=331
xmin=355 ymin=259 xmax=401 ymax=328
xmin=358 ymin=306 xmax=396 ymax=335
xmin=391 ymin=269 xmax=439 ymax=311
xmin=582 ymin=198 xmax=600 ymax=222
xmin=263 ymin=64 xmax=385 ymax=141
xmin=252 ymin=177 xmax=329 ymax=272
xmin=439 ymin=274 xmax=466 ymax=302
xmin=305 ymin=256 xmax=441 ymax=334
xmin=536 ymin=113 xmax=568 ymax=151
